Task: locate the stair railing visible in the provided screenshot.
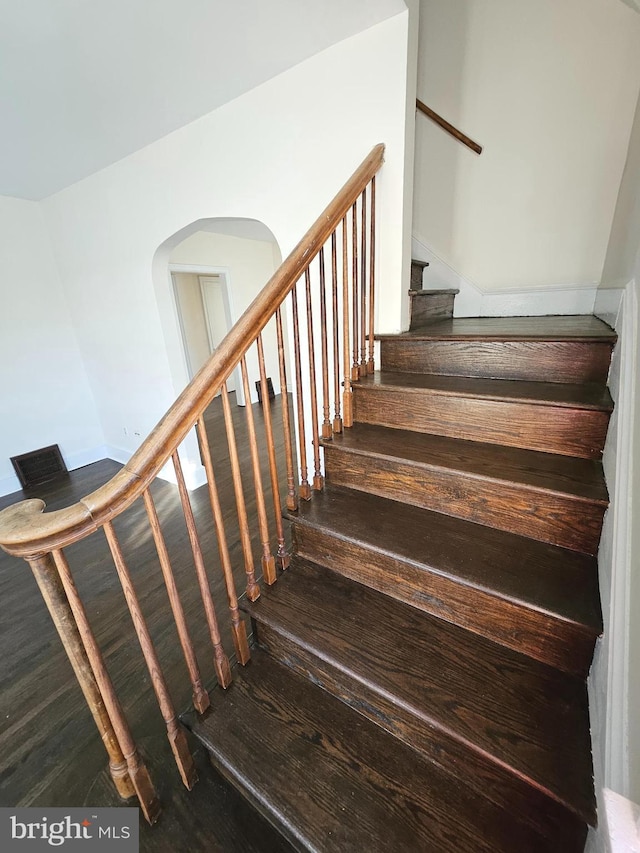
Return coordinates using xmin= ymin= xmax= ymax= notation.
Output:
xmin=416 ymin=98 xmax=483 ymax=155
xmin=0 ymin=143 xmax=384 ymax=823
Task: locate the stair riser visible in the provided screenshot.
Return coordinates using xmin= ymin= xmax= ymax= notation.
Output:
xmin=324 ymin=448 xmax=606 ymax=554
xmin=410 ymin=261 xmax=429 ymax=291
xmin=253 ymin=619 xmax=589 ymax=846
xmin=292 ymin=522 xmax=596 ymax=677
xmin=380 ymin=340 xmax=614 ymax=384
xmin=353 ymin=387 xmax=610 ymax=458
xmin=409 ymin=292 xmax=455 ymax=329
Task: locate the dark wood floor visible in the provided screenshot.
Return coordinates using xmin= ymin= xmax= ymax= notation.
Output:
xmin=0 ymin=392 xmax=294 ymax=851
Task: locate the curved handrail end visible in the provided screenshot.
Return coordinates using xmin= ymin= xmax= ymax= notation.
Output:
xmin=0 ymin=499 xmax=95 ymax=559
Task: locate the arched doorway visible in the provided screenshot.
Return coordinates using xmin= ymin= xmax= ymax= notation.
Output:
xmin=151 ymin=217 xmax=282 ymax=486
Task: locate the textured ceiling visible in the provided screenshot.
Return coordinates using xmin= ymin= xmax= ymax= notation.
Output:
xmin=0 ymin=0 xmax=405 ymax=200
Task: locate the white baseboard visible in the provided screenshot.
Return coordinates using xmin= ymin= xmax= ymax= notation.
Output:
xmin=65 ymin=444 xmax=119 ymax=470
xmin=411 ymin=236 xmax=598 ymax=317
xmin=102 ymin=444 xmax=206 ymax=490
xmin=594 ymin=288 xmax=625 ymax=330
xmin=587 ymin=278 xmax=637 ymax=853
xmin=604 ymin=280 xmax=637 ymax=793
xmin=157 ymin=456 xmax=207 ymax=491
xmin=603 ymin=788 xmax=640 ymax=852
xmin=101 ymin=444 xmax=132 ymax=466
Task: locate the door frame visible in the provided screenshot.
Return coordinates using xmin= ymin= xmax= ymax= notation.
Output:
xmin=169 ymin=263 xmax=244 ymax=403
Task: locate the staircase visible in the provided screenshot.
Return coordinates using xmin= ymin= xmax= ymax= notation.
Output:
xmin=0 ymin=147 xmax=615 ymax=850
xmin=182 ymin=289 xmax=616 ymax=852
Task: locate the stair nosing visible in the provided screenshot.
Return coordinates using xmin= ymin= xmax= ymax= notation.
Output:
xmin=192 ymin=724 xmax=311 ymax=853
xmin=377 ymin=332 xmax=616 ymax=342
xmin=375 ymin=315 xmax=617 ymax=344
xmin=409 ymin=288 xmax=460 ymax=295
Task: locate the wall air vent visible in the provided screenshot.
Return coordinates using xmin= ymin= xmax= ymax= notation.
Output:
xmin=10 ymin=444 xmax=68 ymax=489
xmin=255 ymin=377 xmax=275 ymax=404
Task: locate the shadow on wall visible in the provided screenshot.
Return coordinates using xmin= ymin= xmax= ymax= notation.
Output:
xmin=413 ymin=0 xmax=470 ymax=267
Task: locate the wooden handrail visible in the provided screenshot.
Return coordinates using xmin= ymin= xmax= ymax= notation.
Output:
xmin=0 ymin=144 xmax=385 ymax=558
xmin=1 ymin=143 xmax=385 ymax=822
xmin=416 ymin=99 xmax=482 ymax=155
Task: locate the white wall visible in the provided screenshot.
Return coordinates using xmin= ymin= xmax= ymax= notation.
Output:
xmin=413 ymin=0 xmax=640 ymax=298
xmin=0 ymin=197 xmax=104 ymax=494
xmin=599 ymin=86 xmax=640 ymax=804
xmin=170 ymin=230 xmax=281 ymax=401
xmin=588 ymin=80 xmax=640 ymax=850
xmin=0 ymin=196 xmax=103 ymax=496
xmin=41 ymin=14 xmax=411 ymax=480
xmin=602 ymin=87 xmax=640 ymax=293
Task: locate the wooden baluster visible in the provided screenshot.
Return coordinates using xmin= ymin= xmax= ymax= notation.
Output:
xmin=291 ymin=283 xmax=312 ymax=500
xmin=368 ymin=176 xmax=376 ymax=374
xmin=196 ymin=415 xmax=251 ymax=664
xmin=30 ymin=552 xmax=160 ymax=822
xmin=240 ymin=356 xmax=277 ymax=585
xmin=102 ymin=521 xmax=198 ymax=791
xmin=360 ymin=187 xmax=368 ymax=374
xmin=305 ymin=268 xmax=323 ymax=491
xmin=142 ymin=489 xmax=210 ymax=711
xmin=256 ymin=334 xmax=290 ymax=569
xmin=331 ymin=230 xmax=342 ymax=433
xmin=318 ymin=247 xmax=332 ymax=441
xmin=342 ymin=216 xmax=354 ymax=428
xmin=172 ymin=450 xmax=233 ymax=687
xmin=276 ymin=307 xmax=298 ymax=511
xmin=221 ymin=383 xmax=263 ymax=595
xmin=351 ymin=201 xmax=360 ymax=382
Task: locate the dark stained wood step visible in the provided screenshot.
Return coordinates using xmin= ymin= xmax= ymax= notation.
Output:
xmin=381 ymin=337 xmax=615 ymax=383
xmin=379 ymin=315 xmax=617 ymax=341
xmin=183 ymin=650 xmax=581 ymax=852
xmin=323 ymin=425 xmax=608 ymax=554
xmin=379 ymin=316 xmax=615 ymax=383
xmin=410 ymin=258 xmax=430 ymax=290
xmin=409 ymin=289 xmax=457 ymax=328
xmin=87 ymin=737 xmax=295 ymax=853
xmin=288 ymin=486 xmax=601 ymax=675
xmin=243 ymin=562 xmax=593 ymax=843
xmin=353 ymin=371 xmax=612 ymax=458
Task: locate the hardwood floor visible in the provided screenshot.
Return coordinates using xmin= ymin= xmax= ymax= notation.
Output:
xmin=0 ymin=392 xmax=293 ymax=851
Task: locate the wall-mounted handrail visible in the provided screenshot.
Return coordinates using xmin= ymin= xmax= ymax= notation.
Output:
xmin=0 ymin=143 xmax=385 ymax=559
xmin=416 ymin=98 xmax=482 ymax=155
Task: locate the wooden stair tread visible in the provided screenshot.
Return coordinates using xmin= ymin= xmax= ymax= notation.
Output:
xmin=289 ymin=485 xmax=602 ymax=635
xmin=356 ymin=371 xmax=613 ymax=411
xmin=184 ymin=650 xmax=561 ymax=852
xmin=378 ymin=315 xmax=616 ymax=342
xmin=326 ymin=424 xmax=608 ymax=504
xmin=244 ymin=561 xmax=595 ymax=824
